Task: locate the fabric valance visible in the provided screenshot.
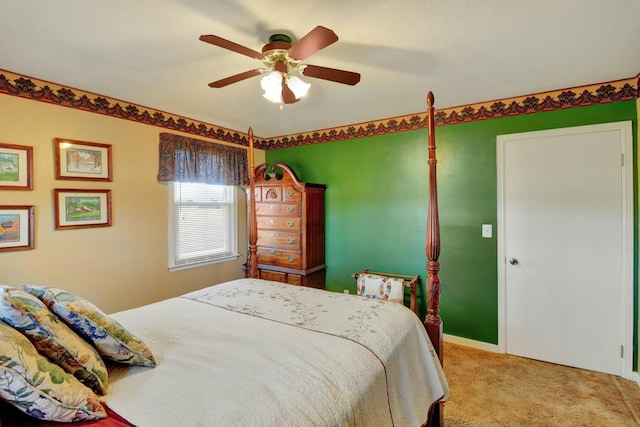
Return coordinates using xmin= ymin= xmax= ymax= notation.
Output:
xmin=157 ymin=133 xmax=247 ymax=186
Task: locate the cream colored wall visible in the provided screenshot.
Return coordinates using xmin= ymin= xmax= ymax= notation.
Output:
xmin=0 ymin=95 xmax=265 ymax=313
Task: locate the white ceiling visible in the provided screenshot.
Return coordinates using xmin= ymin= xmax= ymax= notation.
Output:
xmin=2 ymin=0 xmax=639 ymax=138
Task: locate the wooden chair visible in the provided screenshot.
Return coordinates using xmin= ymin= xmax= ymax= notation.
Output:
xmin=351 ymin=270 xmax=420 ymax=315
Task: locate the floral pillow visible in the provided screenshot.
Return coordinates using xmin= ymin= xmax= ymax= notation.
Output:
xmin=0 ymin=319 xmax=107 ymax=422
xmin=23 ymin=285 xmax=156 ymax=367
xmin=356 ymin=273 xmax=405 ymax=303
xmin=0 ymin=286 xmax=109 ymax=395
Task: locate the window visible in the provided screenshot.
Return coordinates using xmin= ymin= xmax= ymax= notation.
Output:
xmin=168 ymin=182 xmax=238 ymax=271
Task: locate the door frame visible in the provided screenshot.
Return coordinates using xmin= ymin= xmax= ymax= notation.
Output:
xmin=496 ymin=121 xmax=633 ymax=379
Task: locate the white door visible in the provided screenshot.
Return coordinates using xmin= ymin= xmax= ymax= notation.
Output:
xmin=497 ymin=122 xmax=632 ymax=378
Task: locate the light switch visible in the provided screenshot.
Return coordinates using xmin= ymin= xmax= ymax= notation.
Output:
xmin=482 ymin=224 xmax=492 ymax=238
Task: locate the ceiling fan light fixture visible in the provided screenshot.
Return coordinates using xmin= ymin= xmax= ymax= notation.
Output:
xmin=286 ymin=75 xmax=310 ymax=99
xmin=260 ymin=69 xmax=311 ymax=104
xmin=261 ymin=70 xmax=283 ymax=103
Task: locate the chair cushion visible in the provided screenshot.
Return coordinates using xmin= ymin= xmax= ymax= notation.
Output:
xmin=23 ymin=285 xmax=156 ymax=367
xmin=0 ymin=319 xmax=107 ymax=422
xmin=0 ymin=286 xmax=109 ymax=395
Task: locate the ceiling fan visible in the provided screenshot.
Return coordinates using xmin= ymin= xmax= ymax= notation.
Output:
xmin=199 ymin=26 xmax=361 ymax=105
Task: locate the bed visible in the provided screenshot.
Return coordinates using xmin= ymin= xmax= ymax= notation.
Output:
xmin=0 ymin=92 xmax=446 ymax=426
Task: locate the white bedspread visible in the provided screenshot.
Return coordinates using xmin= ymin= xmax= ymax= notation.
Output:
xmin=105 ymin=279 xmax=448 ymax=427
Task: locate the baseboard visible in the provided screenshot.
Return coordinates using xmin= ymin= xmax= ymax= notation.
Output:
xmin=444 ymin=334 xmax=501 ymax=353
xmin=632 ymin=371 xmax=640 ymax=388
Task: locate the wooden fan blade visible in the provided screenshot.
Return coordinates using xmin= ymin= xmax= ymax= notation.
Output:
xmin=302 ymin=64 xmax=361 ymax=86
xmin=199 ymin=35 xmax=264 ymax=60
xmin=287 ymin=26 xmax=339 ymax=61
xmin=208 ymin=69 xmax=262 ymax=88
xmin=282 ymin=76 xmax=299 ymax=104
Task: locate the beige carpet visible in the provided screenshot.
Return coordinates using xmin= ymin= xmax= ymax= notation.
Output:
xmin=442 ymin=342 xmax=640 ymax=427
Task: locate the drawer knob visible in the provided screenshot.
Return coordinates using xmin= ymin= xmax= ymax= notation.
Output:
xmin=270 ymin=205 xmax=276 ymax=210
xmin=271 ymin=233 xmax=276 ymax=237
xmin=286 ymin=238 xmax=295 ymax=244
xmin=286 ymin=256 xmax=295 ymax=263
xmin=270 ymin=250 xmax=276 ymax=255
xmin=270 ymin=219 xmax=276 ymax=224
xmin=287 ymin=221 xmax=294 ymax=227
xmin=286 ymin=191 xmax=294 ymax=197
xmin=287 ymin=207 xmax=294 ymax=213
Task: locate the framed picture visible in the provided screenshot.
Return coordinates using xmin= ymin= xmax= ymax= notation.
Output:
xmin=54 ymin=189 xmax=112 ymax=230
xmin=0 ymin=205 xmax=35 ymax=252
xmin=0 ymin=143 xmax=34 ymax=190
xmin=54 ymin=138 xmax=112 ymax=181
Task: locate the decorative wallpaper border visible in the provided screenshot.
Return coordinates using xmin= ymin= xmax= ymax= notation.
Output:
xmin=1 ymin=69 xmax=638 ymax=150
xmin=0 ymin=70 xmax=251 ymax=147
xmin=262 ymin=75 xmax=639 ymax=149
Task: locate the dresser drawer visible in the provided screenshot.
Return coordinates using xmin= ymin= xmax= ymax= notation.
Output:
xmin=258 ymin=230 xmax=301 ymax=250
xmin=257 ymin=216 xmax=301 ymax=231
xmin=283 ymin=186 xmax=301 ymax=202
xmin=252 ymin=187 xmax=262 ymax=202
xmin=256 ymin=203 xmax=300 ymax=217
xmin=287 ymin=274 xmax=302 ymax=286
xmin=257 ymin=248 xmax=301 ymax=269
xmin=259 ymin=270 xmax=286 ymax=283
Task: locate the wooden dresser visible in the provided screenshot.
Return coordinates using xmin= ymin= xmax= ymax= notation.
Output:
xmin=248 ymin=162 xmax=326 ymax=289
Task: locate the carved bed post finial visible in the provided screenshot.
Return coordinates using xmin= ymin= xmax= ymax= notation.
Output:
xmin=246 ymin=127 xmax=259 ymax=279
xmin=425 ymin=91 xmax=443 ymax=362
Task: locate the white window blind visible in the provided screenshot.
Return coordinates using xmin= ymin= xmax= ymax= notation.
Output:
xmin=169 ymin=182 xmax=238 ymax=270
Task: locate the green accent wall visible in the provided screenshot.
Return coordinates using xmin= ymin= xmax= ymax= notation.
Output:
xmin=266 ymin=101 xmax=638 ymax=353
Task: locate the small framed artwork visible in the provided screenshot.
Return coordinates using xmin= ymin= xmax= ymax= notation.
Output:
xmin=0 ymin=205 xmax=35 ymax=252
xmin=54 ymin=138 xmax=112 ymax=181
xmin=54 ymin=189 xmax=112 ymax=230
xmin=0 ymin=142 xmax=34 ymax=190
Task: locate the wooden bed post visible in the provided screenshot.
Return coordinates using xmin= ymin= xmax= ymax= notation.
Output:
xmin=424 ymin=92 xmax=442 ymax=362
xmin=424 ymin=91 xmax=444 ymax=427
xmin=424 ymin=91 xmax=442 ymax=360
xmin=246 ymin=128 xmax=259 ymax=279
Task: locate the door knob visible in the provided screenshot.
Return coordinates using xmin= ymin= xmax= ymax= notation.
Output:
xmin=509 ymin=258 xmax=519 ymax=266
